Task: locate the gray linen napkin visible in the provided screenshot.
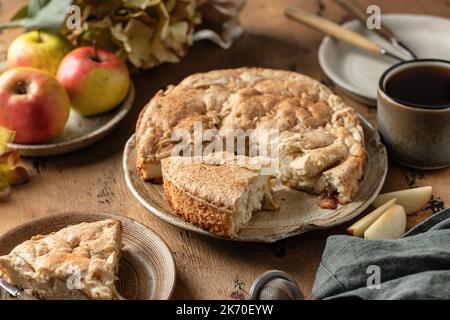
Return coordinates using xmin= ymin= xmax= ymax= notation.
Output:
xmin=312 ymin=207 xmax=450 ymax=300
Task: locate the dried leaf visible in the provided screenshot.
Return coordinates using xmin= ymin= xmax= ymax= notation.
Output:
xmin=151 ymin=40 xmax=179 ymax=63
xmin=123 ymin=0 xmax=161 ymax=10
xmin=170 ymin=20 xmax=189 ymax=42
xmin=0 ymin=127 xmax=15 ymax=155
xmin=76 ymin=0 xmax=122 ymax=18
xmin=4 ymin=167 xmax=30 ymax=186
xmin=111 ymin=23 xmax=128 ymax=42
xmin=65 ymin=0 xmax=200 ymax=68
xmin=0 ymin=185 xmax=11 ymax=201
xmin=0 ymin=151 xmax=20 ymax=171
xmin=165 ymin=0 xmax=177 ymax=13
xmin=0 ymin=127 xmax=28 ymax=197
xmin=151 ymin=2 xmax=170 ymax=40
xmin=124 ymin=18 xmax=155 ymax=60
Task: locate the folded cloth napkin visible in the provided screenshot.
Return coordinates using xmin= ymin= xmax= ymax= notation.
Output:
xmin=312 ymin=207 xmax=450 ymax=300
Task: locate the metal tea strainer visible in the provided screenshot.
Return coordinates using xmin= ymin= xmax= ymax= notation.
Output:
xmin=249 ymin=270 xmax=305 ymax=300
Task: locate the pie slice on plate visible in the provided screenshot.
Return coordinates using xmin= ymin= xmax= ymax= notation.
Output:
xmin=0 ymin=219 xmax=123 ymax=300
xmin=161 ymin=152 xmax=278 ymax=238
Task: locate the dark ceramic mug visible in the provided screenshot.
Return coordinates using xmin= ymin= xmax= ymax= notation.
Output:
xmin=377 ymin=59 xmax=450 ymax=169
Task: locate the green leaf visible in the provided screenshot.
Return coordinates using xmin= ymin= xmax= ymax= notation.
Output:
xmin=11 ymin=6 xmax=29 ymax=21
xmin=25 ymin=0 xmax=74 ymax=32
xmin=28 ymin=0 xmax=50 ymax=17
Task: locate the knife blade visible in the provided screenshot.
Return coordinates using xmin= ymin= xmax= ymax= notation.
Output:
xmin=0 ymin=276 xmax=37 ymax=300
xmin=285 ymin=6 xmax=406 ymax=62
xmin=332 ymin=0 xmax=418 ymax=59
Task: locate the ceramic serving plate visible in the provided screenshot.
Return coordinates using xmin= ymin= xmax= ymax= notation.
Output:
xmin=0 ymin=62 xmax=136 ymax=157
xmin=123 ymin=115 xmax=388 ymax=243
xmin=0 ymin=213 xmax=176 ymax=300
xmin=319 ymin=14 xmax=450 ymax=106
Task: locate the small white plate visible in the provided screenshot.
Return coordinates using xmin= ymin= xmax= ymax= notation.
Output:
xmin=6 ymin=84 xmax=135 ymax=157
xmin=319 ymin=14 xmax=450 ymax=106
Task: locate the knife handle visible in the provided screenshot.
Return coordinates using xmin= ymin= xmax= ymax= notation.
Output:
xmin=285 ymin=6 xmax=381 ymax=55
xmin=332 ymin=0 xmax=396 ymax=41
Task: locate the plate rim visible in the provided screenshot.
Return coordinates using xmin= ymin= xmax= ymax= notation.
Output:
xmin=6 ymin=82 xmax=136 ymax=157
xmin=122 ymin=114 xmax=388 ymax=243
xmin=0 ymin=212 xmax=176 ymax=300
xmin=318 ymin=14 xmax=450 ymax=104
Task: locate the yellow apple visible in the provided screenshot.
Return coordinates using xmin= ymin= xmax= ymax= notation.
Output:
xmin=364 ymin=204 xmax=407 ymax=240
xmin=56 ymin=46 xmax=130 ymax=116
xmin=347 ymin=198 xmax=397 ymax=237
xmin=7 ymin=31 xmax=72 ymax=76
xmin=372 ymin=186 xmax=432 ymax=215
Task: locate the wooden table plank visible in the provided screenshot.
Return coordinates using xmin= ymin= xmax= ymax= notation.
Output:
xmin=0 ymin=0 xmax=449 ymax=300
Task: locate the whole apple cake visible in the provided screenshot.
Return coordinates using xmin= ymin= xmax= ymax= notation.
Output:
xmin=136 ymin=68 xmax=367 ymax=208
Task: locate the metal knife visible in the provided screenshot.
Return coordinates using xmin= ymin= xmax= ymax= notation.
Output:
xmin=285 ymin=6 xmax=406 ymax=62
xmin=332 ymin=0 xmax=418 ymax=59
xmin=0 ymin=276 xmax=37 ymax=300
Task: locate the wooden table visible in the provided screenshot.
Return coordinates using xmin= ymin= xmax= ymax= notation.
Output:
xmin=1 ymin=0 xmax=449 ymax=300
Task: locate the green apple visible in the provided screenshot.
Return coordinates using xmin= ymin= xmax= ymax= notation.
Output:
xmin=56 ymin=46 xmax=130 ymax=117
xmin=7 ymin=31 xmax=72 ymax=76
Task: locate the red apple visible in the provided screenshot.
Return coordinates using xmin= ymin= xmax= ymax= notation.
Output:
xmin=0 ymin=67 xmax=70 ymax=144
xmin=56 ymin=46 xmax=130 ymax=116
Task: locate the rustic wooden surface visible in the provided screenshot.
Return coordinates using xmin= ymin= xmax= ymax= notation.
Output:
xmin=0 ymin=0 xmax=449 ymax=300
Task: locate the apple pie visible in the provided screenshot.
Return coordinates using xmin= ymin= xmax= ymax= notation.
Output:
xmin=0 ymin=219 xmax=123 ymax=300
xmin=161 ymin=152 xmax=277 ymax=238
xmin=136 ymin=68 xmax=367 ymax=207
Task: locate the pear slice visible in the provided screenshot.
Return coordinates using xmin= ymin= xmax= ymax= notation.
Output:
xmin=364 ymin=204 xmax=406 ymax=240
xmin=372 ymin=186 xmax=432 ymax=215
xmin=347 ymin=198 xmax=397 ymax=237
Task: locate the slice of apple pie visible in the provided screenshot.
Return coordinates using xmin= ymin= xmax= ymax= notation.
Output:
xmin=0 ymin=219 xmax=123 ymax=300
xmin=162 ymin=152 xmax=278 ymax=238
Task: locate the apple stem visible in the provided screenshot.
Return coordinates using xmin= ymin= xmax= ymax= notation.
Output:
xmin=16 ymin=81 xmax=27 ymax=95
xmin=92 ymin=40 xmax=100 ymax=62
xmin=36 ymin=30 xmax=42 ymax=43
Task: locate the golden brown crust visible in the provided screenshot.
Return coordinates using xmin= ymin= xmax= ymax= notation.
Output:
xmin=136 ymin=67 xmax=367 ymax=208
xmin=161 ymin=153 xmax=277 ymax=238
xmin=163 ymin=176 xmax=235 ymax=238
xmin=161 ymin=154 xmax=263 ymax=209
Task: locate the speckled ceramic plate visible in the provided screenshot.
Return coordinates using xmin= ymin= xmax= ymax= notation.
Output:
xmin=319 ymin=14 xmax=450 ymax=106
xmin=0 ymin=213 xmax=176 ymax=300
xmin=123 ymin=115 xmax=388 ymax=243
xmin=5 ymin=83 xmax=135 ymax=157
